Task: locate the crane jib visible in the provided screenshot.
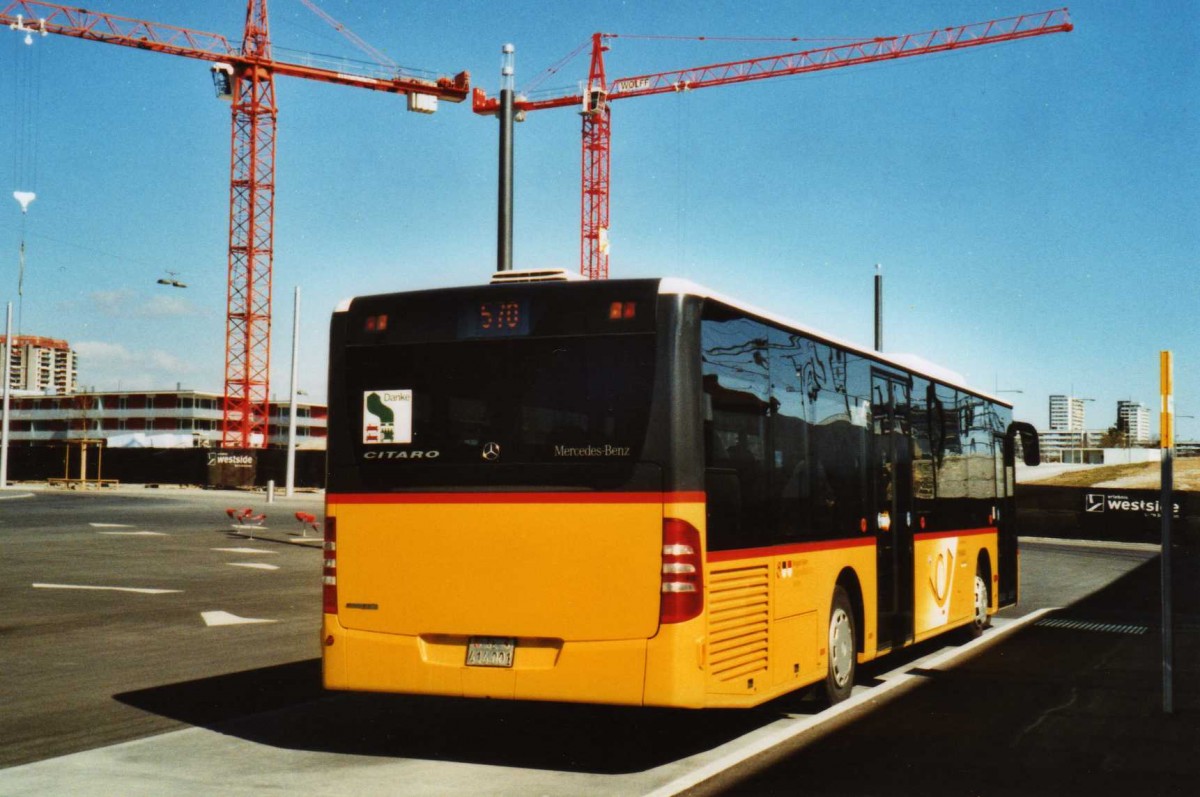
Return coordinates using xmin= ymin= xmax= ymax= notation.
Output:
xmin=0 ymin=0 xmax=471 ymax=449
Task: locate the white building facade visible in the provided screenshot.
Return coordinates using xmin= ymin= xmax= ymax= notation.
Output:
xmin=0 ymin=389 xmax=326 ymax=449
xmin=1048 ymin=394 xmax=1087 ymax=432
xmin=1117 ymin=400 xmax=1152 ymax=444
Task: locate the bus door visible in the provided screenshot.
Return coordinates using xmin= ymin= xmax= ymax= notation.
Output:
xmin=871 ymin=370 xmax=914 ymax=651
xmin=995 ymin=431 xmax=1018 ymax=606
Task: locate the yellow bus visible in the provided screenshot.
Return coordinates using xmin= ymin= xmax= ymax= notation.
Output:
xmin=321 ymin=271 xmax=1039 ymax=708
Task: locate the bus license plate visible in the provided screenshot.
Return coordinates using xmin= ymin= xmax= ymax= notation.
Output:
xmin=466 ymin=637 xmax=515 ymax=668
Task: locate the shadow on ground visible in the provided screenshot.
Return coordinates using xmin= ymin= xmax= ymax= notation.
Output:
xmin=112 ymin=620 xmax=983 ymax=775
xmin=704 ymin=549 xmax=1200 ymax=796
xmin=114 ymin=658 xmax=786 ymax=774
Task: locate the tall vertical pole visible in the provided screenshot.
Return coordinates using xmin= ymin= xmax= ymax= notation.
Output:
xmin=285 ymin=285 xmax=300 ymax=497
xmin=1159 ymin=350 xmax=1174 ymax=714
xmin=497 ymin=43 xmax=515 ymax=273
xmin=874 ymin=264 xmax=883 ymax=352
xmin=1 ymin=303 xmax=12 ymax=488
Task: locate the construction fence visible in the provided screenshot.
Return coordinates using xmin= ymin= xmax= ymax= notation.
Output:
xmin=1017 ymin=484 xmax=1199 ymax=546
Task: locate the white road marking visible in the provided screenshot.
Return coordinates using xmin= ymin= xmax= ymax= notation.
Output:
xmin=98 ymin=531 xmax=168 ymax=537
xmin=227 ymin=562 xmax=280 ymax=571
xmin=32 ymin=583 xmax=181 ymax=595
xmin=201 ymin=610 xmax=277 ymax=627
xmin=88 ymin=523 xmax=134 ymax=528
xmin=211 ymin=547 xmax=275 ymax=554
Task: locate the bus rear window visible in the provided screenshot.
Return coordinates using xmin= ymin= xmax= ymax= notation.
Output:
xmin=343 ymin=334 xmax=656 ymax=485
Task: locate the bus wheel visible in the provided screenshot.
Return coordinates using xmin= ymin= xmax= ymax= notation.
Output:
xmin=966 ymin=571 xmax=990 ymax=639
xmin=825 ymin=586 xmax=856 ymax=704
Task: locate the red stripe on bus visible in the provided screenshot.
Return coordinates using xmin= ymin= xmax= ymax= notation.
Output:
xmin=706 ymin=536 xmax=875 ymax=562
xmin=326 ymin=491 xmax=707 ymax=505
xmin=913 ymin=527 xmax=995 ymax=542
xmin=707 ymin=525 xmax=997 ymax=562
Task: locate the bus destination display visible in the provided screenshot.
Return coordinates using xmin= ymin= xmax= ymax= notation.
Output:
xmin=461 ymin=298 xmax=529 ymax=338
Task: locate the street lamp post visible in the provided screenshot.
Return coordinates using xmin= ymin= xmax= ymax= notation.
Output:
xmin=1 ymin=303 xmax=11 ymax=489
xmin=285 ymin=286 xmax=300 ymax=498
xmin=1076 ymin=397 xmax=1095 ymax=450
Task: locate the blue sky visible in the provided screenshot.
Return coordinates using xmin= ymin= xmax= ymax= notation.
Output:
xmin=1 ymin=1 xmax=1196 ymax=440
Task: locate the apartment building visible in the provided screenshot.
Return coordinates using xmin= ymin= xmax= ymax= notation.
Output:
xmin=1116 ymin=400 xmax=1152 ymax=444
xmin=1 ymin=335 xmax=78 ymax=394
xmin=1048 ymin=394 xmax=1088 ymax=432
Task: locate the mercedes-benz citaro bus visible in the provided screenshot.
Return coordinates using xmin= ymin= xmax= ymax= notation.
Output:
xmin=321 ymin=269 xmax=1039 ymax=708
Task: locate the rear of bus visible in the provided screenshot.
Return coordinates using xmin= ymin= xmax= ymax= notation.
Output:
xmin=321 ymin=276 xmax=710 ymax=707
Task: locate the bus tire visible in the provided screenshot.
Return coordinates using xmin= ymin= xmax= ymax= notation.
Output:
xmin=965 ymin=571 xmax=990 ymax=640
xmin=824 ymin=586 xmax=856 ymax=704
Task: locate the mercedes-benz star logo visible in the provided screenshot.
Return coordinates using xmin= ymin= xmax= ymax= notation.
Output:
xmin=482 ymin=442 xmax=501 ymax=461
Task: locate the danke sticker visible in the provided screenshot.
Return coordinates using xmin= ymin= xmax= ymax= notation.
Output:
xmin=363 ymin=390 xmax=412 ymax=444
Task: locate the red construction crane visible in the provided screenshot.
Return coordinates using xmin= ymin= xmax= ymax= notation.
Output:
xmin=474 ymin=8 xmax=1072 ymax=280
xmin=0 ymin=0 xmax=470 ymax=448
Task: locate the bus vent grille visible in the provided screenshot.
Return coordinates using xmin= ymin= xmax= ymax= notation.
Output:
xmin=707 ymin=563 xmax=770 ymax=684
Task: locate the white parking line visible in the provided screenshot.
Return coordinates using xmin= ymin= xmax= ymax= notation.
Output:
xmin=212 ymin=547 xmax=275 ymax=555
xmin=201 ymin=611 xmax=277 ymax=626
xmin=32 ymin=583 xmax=181 ymax=595
xmin=98 ymin=531 xmax=168 ymax=537
xmin=227 ymin=562 xmax=280 ymax=571
xmin=88 ymin=523 xmax=133 ymax=528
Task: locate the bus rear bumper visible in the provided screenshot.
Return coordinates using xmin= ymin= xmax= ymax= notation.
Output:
xmin=322 ymin=614 xmax=652 ymax=706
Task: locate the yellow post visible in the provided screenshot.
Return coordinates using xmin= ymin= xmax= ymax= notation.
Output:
xmin=1159 ymin=350 xmax=1174 ymax=714
xmin=1160 ymin=351 xmax=1174 ymax=448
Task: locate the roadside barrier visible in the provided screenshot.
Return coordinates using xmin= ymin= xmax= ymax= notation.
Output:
xmin=1017 ymin=484 xmax=1197 ymax=545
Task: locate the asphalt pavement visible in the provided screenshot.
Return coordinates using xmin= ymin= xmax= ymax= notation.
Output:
xmin=694 ymin=544 xmax=1200 ymax=796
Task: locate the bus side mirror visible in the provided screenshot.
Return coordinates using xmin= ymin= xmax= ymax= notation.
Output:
xmin=1006 ymin=421 xmax=1040 ymax=467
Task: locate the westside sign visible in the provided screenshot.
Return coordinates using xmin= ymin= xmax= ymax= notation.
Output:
xmin=1084 ymin=491 xmax=1182 ymax=519
xmin=207 ymin=449 xmax=258 ymax=489
xmin=208 ymin=452 xmax=255 ymax=468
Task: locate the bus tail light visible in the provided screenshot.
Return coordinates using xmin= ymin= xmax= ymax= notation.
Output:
xmin=323 ymin=516 xmax=338 ymax=614
xmin=660 ymin=518 xmax=703 ymax=624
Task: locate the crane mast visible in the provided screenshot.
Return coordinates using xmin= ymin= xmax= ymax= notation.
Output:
xmin=223 ymin=0 xmax=276 ymax=449
xmin=0 ymin=0 xmax=470 ymax=448
xmin=581 ymin=33 xmax=611 ymax=280
xmin=474 ymin=8 xmax=1073 ymax=280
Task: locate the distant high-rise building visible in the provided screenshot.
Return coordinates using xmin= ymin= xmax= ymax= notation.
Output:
xmin=1049 ymin=394 xmax=1087 ymax=432
xmin=1117 ymin=400 xmax=1152 ymax=444
xmin=0 ymin=335 xmax=78 ymax=395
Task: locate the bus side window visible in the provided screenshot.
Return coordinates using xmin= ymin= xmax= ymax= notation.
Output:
xmin=705 ymin=467 xmax=742 ymax=549
xmin=700 ymin=312 xmax=772 ymax=550
xmin=706 ymin=412 xmax=768 ymax=547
